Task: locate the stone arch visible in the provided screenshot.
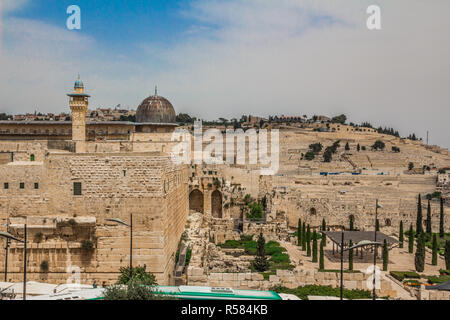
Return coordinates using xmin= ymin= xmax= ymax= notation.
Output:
xmin=189 ymin=189 xmax=204 ymax=213
xmin=310 ymin=207 xmax=317 ymax=215
xmin=211 ymin=190 xmax=223 ymax=218
xmin=385 ymin=218 xmax=392 ymax=227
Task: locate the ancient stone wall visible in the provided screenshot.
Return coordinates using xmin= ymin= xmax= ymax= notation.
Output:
xmin=0 ymin=151 xmax=189 ymax=285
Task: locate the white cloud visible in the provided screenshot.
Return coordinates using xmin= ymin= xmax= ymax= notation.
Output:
xmin=0 ymin=0 xmax=449 ymax=148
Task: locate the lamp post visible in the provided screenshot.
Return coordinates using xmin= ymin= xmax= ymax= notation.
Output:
xmin=340 ymin=239 xmax=382 ymax=300
xmin=0 ymin=224 xmax=27 ymax=300
xmin=2 ymin=221 xmax=10 ymax=282
xmin=373 ymin=200 xmax=383 ymax=300
xmin=107 ymin=214 xmax=133 ymax=279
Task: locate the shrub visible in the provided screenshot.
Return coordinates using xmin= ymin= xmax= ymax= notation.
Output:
xmin=40 ymin=260 xmax=49 ymax=273
xmin=68 ymin=219 xmax=77 ymax=227
xmin=81 ymin=239 xmax=95 ymax=252
xmin=117 ymin=265 xmax=157 ymax=286
xmin=34 ymin=232 xmax=44 ymax=243
xmin=390 ymin=271 xmax=420 ymax=282
xmin=272 ymin=285 xmax=371 ymax=300
xmin=304 ymin=152 xmax=315 ymax=161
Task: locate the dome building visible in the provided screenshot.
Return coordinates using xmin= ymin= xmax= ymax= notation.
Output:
xmin=136 ymin=87 xmax=176 ymax=124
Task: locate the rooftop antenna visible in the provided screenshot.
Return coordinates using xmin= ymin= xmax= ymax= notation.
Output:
xmin=426 ymin=130 xmax=429 ymax=145
xmin=155 ymin=85 xmax=158 ymax=96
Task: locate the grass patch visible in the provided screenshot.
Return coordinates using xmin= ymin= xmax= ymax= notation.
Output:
xmin=272 ymin=285 xmax=372 ymax=300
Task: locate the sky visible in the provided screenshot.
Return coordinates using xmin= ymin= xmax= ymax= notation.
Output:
xmin=0 ymin=0 xmax=449 ymax=148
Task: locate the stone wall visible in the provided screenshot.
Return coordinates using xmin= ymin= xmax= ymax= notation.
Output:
xmin=0 ymin=150 xmax=189 ymax=285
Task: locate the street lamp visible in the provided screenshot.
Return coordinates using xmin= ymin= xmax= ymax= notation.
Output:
xmin=107 ymin=214 xmax=133 ymax=279
xmin=339 ymin=236 xmax=382 ymax=300
xmin=0 ymin=225 xmax=27 ymax=301
xmin=373 ymin=200 xmax=383 ymax=300
xmin=1 ymin=222 xmax=10 ymax=282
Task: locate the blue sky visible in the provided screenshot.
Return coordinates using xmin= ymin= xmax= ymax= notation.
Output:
xmin=1 ymin=0 xmax=450 ymax=148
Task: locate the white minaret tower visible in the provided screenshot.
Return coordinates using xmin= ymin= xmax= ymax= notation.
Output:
xmin=67 ymin=75 xmax=90 ymax=153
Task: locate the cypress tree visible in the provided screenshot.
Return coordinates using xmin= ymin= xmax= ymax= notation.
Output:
xmin=426 ymin=200 xmax=432 ymax=239
xmin=416 ymin=194 xmax=423 ymax=235
xmin=440 ymin=197 xmax=445 ymax=238
xmin=408 ymin=224 xmax=414 ymax=253
xmin=322 ymin=218 xmax=327 ymax=245
xmin=312 ymin=231 xmax=318 ymax=263
xmin=399 ymin=221 xmax=404 ymax=248
xmin=432 ymin=234 xmax=438 ymax=266
xmin=348 ymin=240 xmax=353 ymax=271
xmin=306 ymin=225 xmax=311 ymax=257
xmin=445 ymin=240 xmax=450 ymax=270
xmin=382 ymin=239 xmax=388 ymax=271
xmin=349 ymin=215 xmax=354 ymax=231
xmin=252 ymin=232 xmax=269 ymax=272
xmin=297 ymin=218 xmax=302 ymax=246
xmin=414 ymin=232 xmax=425 ymax=272
xmin=301 ymin=222 xmax=306 ymax=251
xmin=319 ymin=238 xmax=325 ymax=270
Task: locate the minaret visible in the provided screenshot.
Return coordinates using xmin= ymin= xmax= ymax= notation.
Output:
xmin=67 ymin=75 xmax=90 ymax=153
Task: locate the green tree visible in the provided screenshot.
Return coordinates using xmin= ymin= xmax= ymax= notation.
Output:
xmin=252 ymin=233 xmax=270 ymax=272
xmin=104 ymin=265 xmax=160 ymax=300
xmin=372 ymin=140 xmax=385 ymax=151
xmin=331 ymin=114 xmax=347 ymax=124
xmin=117 ymin=265 xmax=157 ymax=285
xmin=432 ymin=234 xmax=438 ymax=266
xmin=304 ymin=152 xmax=315 ymax=161
xmin=426 ymin=200 xmax=432 ymax=239
xmin=445 ymin=240 xmax=450 ymax=270
xmin=321 ymin=218 xmax=327 ymax=245
xmin=297 ymin=218 xmax=302 ymax=247
xmin=323 ymin=149 xmax=333 ymax=162
xmin=348 ymin=240 xmax=353 ymax=271
xmin=306 ymin=225 xmax=312 ymax=257
xmin=382 ymin=239 xmax=388 ymax=271
xmin=408 ymin=224 xmax=414 ymax=253
xmin=301 ymin=222 xmax=306 ymax=251
xmin=399 ymin=221 xmax=404 ymax=248
xmin=309 ymin=143 xmax=323 ymax=153
xmin=414 ymin=232 xmax=426 ymax=272
xmin=440 ymin=197 xmax=445 ymax=238
xmin=416 ymin=194 xmax=423 ymax=235
xmin=349 ymin=215 xmax=354 ymax=231
xmin=312 ymin=231 xmax=318 ymax=263
xmin=319 ymin=238 xmax=325 ymax=270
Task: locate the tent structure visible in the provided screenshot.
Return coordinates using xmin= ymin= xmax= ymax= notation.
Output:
xmin=322 ymin=231 xmax=398 ymax=256
xmin=426 ymin=280 xmax=450 ymax=291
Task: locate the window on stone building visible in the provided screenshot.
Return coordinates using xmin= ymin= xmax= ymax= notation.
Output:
xmin=310 ymin=208 xmax=317 ymax=215
xmin=4 ymin=183 xmax=8 ymax=189
xmin=30 ymin=154 xmax=35 ymax=162
xmin=34 ymin=183 xmax=39 ymax=189
xmin=73 ymin=182 xmax=82 ymax=196
xmin=20 ymin=182 xmax=25 ymax=189
xmin=385 ymin=219 xmax=391 ymax=227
